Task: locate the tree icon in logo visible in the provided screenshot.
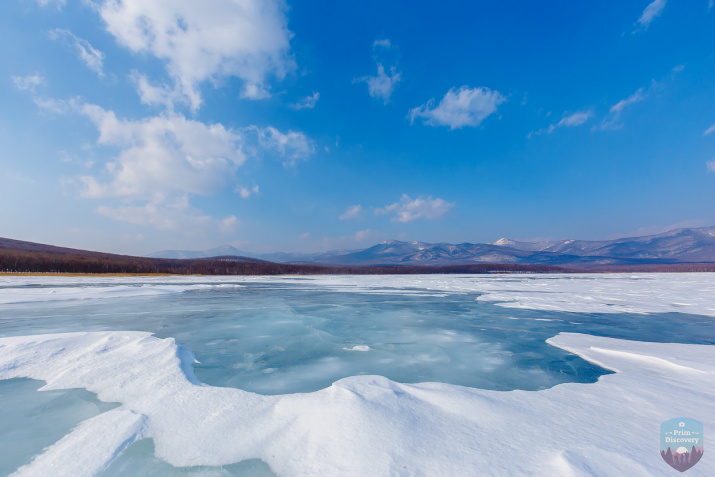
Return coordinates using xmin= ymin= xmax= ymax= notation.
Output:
xmin=660 ymin=418 xmax=704 ymax=472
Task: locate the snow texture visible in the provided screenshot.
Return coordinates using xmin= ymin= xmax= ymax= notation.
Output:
xmin=0 ymin=330 xmax=712 ymax=476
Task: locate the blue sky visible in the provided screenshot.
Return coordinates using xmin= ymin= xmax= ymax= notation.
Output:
xmin=1 ymin=0 xmax=715 ymax=255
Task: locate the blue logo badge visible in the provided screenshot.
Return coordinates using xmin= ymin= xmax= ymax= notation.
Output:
xmin=660 ymin=418 xmax=704 ymax=472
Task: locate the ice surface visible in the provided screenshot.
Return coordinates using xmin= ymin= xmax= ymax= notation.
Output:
xmin=1 ymin=273 xmax=714 ymax=475
xmin=5 ymin=272 xmax=714 ymax=315
xmin=0 ymin=378 xmax=118 ymax=475
xmin=0 ymin=276 xmax=243 ymax=305
xmin=0 ymin=331 xmax=712 ymax=476
xmin=274 ymin=273 xmax=715 ymax=317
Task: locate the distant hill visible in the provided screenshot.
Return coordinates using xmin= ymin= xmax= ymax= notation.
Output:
xmin=0 ymin=237 xmax=566 ymax=275
xmin=147 ymin=227 xmax=715 ymax=268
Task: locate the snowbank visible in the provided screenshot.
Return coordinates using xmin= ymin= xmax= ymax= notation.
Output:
xmin=0 ymin=331 xmax=712 ymax=476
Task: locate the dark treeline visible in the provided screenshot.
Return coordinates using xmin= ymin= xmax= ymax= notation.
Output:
xmin=0 ymin=249 xmax=565 ymax=275
xmin=581 ymin=263 xmax=715 ymax=273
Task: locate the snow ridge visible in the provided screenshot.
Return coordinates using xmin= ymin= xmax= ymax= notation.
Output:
xmin=0 ymin=331 xmax=713 ymax=476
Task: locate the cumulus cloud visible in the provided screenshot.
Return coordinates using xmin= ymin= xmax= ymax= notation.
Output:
xmin=375 ymin=194 xmax=455 ymax=223
xmin=636 ymin=0 xmax=667 ymax=31
xmin=339 ymin=205 xmax=363 ymax=220
xmin=529 ymin=111 xmax=592 ymax=138
xmin=355 ymin=39 xmax=401 ymax=104
xmin=291 ymin=92 xmax=320 ymax=110
xmin=704 ymin=123 xmax=715 ymax=136
xmin=95 ymin=0 xmax=294 ymax=109
xmin=599 ymin=86 xmax=648 ymax=130
xmin=256 ymin=126 xmax=315 ymax=166
xmin=77 ymin=104 xmax=246 ymax=200
xmin=12 ymin=75 xmax=45 ymax=92
xmin=49 ymin=29 xmax=104 ymax=76
xmin=408 ymin=86 xmax=506 ymax=130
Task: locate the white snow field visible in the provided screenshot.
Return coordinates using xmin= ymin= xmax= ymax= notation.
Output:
xmin=0 ymin=273 xmax=713 ymax=476
xmin=3 ymin=272 xmax=715 ymax=316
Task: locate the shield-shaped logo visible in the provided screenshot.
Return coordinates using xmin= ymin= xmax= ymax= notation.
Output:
xmin=660 ymin=418 xmax=704 ymax=472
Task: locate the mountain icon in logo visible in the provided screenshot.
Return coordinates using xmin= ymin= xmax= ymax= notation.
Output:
xmin=660 ymin=418 xmax=704 ymax=472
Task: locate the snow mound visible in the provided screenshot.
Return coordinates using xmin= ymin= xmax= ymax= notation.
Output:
xmin=0 ymin=331 xmax=712 ymax=475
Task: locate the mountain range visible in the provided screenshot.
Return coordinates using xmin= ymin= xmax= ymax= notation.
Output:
xmin=148 ymin=226 xmax=715 ymax=267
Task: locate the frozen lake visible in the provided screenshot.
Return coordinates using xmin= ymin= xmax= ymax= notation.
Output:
xmin=0 ymin=273 xmax=713 ymax=476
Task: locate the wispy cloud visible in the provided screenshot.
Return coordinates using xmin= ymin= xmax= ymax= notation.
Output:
xmin=408 ymin=86 xmax=505 ymax=130
xmin=236 ymin=183 xmax=259 ymax=199
xmin=355 ymin=65 xmax=401 ymax=104
xmin=339 ymin=205 xmax=363 ymax=220
xmin=635 ymin=0 xmax=667 ymax=31
xmin=707 ymin=159 xmax=715 ymax=172
xmin=354 ymin=39 xmax=401 ymax=104
xmin=49 ymin=29 xmax=104 ymax=76
xmin=256 ymin=127 xmax=315 ymax=166
xmin=375 ymin=194 xmax=455 ymax=223
xmin=291 ymin=92 xmax=320 ymax=110
xmin=598 ymin=86 xmax=650 ymax=130
xmin=12 ymin=75 xmax=45 ymax=92
xmin=373 ymin=39 xmax=391 ymax=48
xmin=35 ymin=0 xmax=65 ymax=10
xmin=354 ymin=229 xmax=375 ymax=242
xmin=704 ymin=124 xmax=715 ymax=136
xmin=528 ymin=110 xmax=593 ymax=138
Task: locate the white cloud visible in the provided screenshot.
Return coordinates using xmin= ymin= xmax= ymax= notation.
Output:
xmin=240 ymin=83 xmax=272 ymax=100
xmin=95 ymin=0 xmax=294 ymax=109
xmin=12 ymin=75 xmax=45 ymax=92
xmin=704 ymin=124 xmax=715 ymax=136
xmin=77 ymin=104 xmax=246 ymax=200
xmin=710 ymin=0 xmax=714 ymax=12
xmin=32 ymin=93 xmax=313 ymax=230
xmin=707 ymin=160 xmax=715 ymax=173
xmin=636 ymin=0 xmax=667 ymax=31
xmin=49 ymin=29 xmax=104 ymax=76
xmin=256 ymin=126 xmax=315 ymax=166
xmin=34 ymin=96 xmax=73 ymax=114
xmin=131 ymin=72 xmax=186 ymax=110
xmin=375 ymin=194 xmax=455 ymax=223
xmin=529 ymin=110 xmax=593 ymax=137
xmin=599 ymin=86 xmax=648 ymax=130
xmin=237 ymin=184 xmax=259 ymax=198
xmin=354 ymin=229 xmax=374 ymax=242
xmin=291 ymin=92 xmax=320 ymax=110
xmin=96 ymin=196 xmax=238 ymax=233
xmin=339 ymin=205 xmax=363 ymax=220
xmin=373 ymin=39 xmax=391 ymax=48
xmin=355 ymin=64 xmax=401 ymax=104
xmin=408 ymin=86 xmax=506 ymax=130
xmin=35 ymin=0 xmax=65 ymax=9
xmin=355 ymin=38 xmax=401 ymax=104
